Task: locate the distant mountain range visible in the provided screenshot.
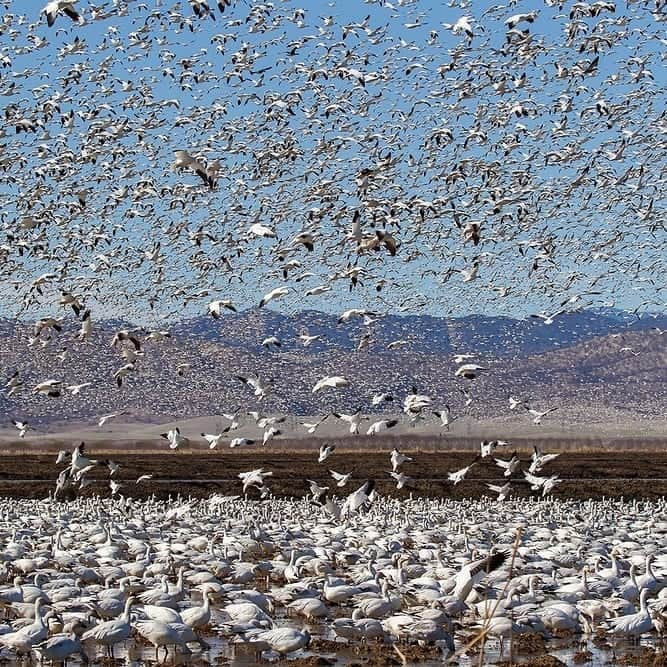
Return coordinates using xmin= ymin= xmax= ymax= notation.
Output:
xmin=0 ymin=308 xmax=665 ymax=428
xmin=171 ymin=307 xmax=667 ymax=357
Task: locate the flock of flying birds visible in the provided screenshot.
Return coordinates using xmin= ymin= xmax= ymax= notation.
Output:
xmin=0 ymin=0 xmax=665 ymax=498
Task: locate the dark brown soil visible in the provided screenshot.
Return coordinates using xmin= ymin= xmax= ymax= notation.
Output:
xmin=572 ymin=649 xmax=593 ymax=663
xmin=1 ymin=450 xmax=666 ymax=500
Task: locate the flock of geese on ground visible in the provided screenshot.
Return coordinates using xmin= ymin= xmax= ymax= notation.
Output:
xmin=0 ymin=494 xmax=665 ymax=664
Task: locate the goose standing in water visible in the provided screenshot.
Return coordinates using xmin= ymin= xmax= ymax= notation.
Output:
xmin=607 ymin=589 xmax=654 ymax=639
xmin=81 ymin=597 xmax=135 ymax=658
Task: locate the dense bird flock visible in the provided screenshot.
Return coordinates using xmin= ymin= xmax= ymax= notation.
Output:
xmin=0 ymin=494 xmax=666 ymax=663
xmin=0 ymin=0 xmax=665 ymax=662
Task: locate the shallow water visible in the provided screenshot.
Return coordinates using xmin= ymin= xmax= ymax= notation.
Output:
xmin=37 ymin=621 xmax=661 ymax=666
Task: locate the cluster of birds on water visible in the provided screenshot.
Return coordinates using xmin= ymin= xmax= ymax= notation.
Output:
xmin=0 ymin=494 xmax=665 ymax=664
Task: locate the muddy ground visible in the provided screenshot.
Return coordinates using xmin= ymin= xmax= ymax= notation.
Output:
xmin=1 ymin=449 xmax=666 ymax=500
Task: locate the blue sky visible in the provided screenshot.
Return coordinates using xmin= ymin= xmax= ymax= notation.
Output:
xmin=0 ymin=0 xmax=664 ymax=327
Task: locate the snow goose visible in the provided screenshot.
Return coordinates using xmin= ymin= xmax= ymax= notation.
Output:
xmin=331 ymin=408 xmax=362 ymax=434
xmin=323 ymin=576 xmax=363 ymax=603
xmin=160 ymin=427 xmax=190 ymax=450
xmin=287 ymin=597 xmax=329 ymax=620
xmin=181 ymin=589 xmax=213 ymax=629
xmin=486 ymin=482 xmax=511 ymax=501
xmin=390 ymin=448 xmax=412 ymax=471
xmin=318 ymin=443 xmax=335 ymax=463
xmin=11 ymin=420 xmax=29 ymax=438
xmin=230 ymin=437 xmax=256 ymax=448
xmin=32 ymin=379 xmax=62 ymax=397
xmin=97 ymin=411 xmax=127 ymax=427
xmin=34 ymin=634 xmax=86 ymax=664
xmin=366 ymin=418 xmax=398 ymax=436
xmin=448 ymin=458 xmax=480 ymax=485
xmin=389 ymin=471 xmax=411 ymax=490
xmin=494 ymin=453 xmax=520 ymax=477
xmin=172 ymin=150 xmax=215 ymax=188
xmin=201 ymin=429 xmax=229 ymax=449
xmin=433 ymin=406 xmax=455 ymax=430
xmin=529 ymin=446 xmax=560 ymax=473
xmin=342 ymin=480 xmax=375 ymax=517
xmin=607 ymin=588 xmax=653 ymax=638
xmin=4 ymin=371 xmax=22 ymax=396
xmin=134 ymin=619 xmax=192 ymax=661
xmin=526 ymin=406 xmax=558 ymax=425
xmin=452 ymin=550 xmax=508 ymax=601
xmin=208 ymin=299 xmax=236 ymax=317
xmin=454 ymin=363 xmax=487 ymax=379
xmin=81 ymin=596 xmax=134 ymax=658
xmin=330 ymin=470 xmax=352 ymax=487
xmin=259 ymin=286 xmax=289 ymax=307
xmin=238 ymin=469 xmax=273 ymax=494
xmin=248 ymin=627 xmax=311 ymax=655
xmin=301 ymin=414 xmax=329 ymax=434
xmin=236 ymin=374 xmax=270 ymax=400
xmin=312 ymin=375 xmax=350 ymax=393
xmin=43 ymin=0 xmax=83 ymax=26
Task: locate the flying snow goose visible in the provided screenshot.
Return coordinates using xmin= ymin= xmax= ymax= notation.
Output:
xmin=342 ymin=480 xmax=376 ymax=517
xmin=301 ymin=414 xmax=329 ymax=434
xmin=66 ymin=382 xmax=91 ymax=395
xmin=526 ymin=406 xmax=558 ymax=424
xmin=389 ymin=471 xmax=411 ymax=490
xmin=5 ymin=371 xmax=22 ymax=396
xmin=486 ymin=482 xmax=511 ymax=501
xmin=330 ymin=470 xmax=352 ymax=487
xmin=366 ymin=418 xmax=398 ymax=436
xmin=312 ymin=375 xmax=349 ymax=393
xmin=161 ymin=427 xmax=190 ymax=450
xmin=32 ymin=379 xmax=62 ymax=397
xmin=248 ymin=222 xmax=277 ymax=239
xmin=331 ymin=409 xmax=362 ymax=434
xmin=494 ymin=453 xmax=520 ymax=477
xmin=111 ymin=329 xmax=141 ymax=350
xmin=201 ymin=429 xmax=229 ymax=449
xmin=454 ymin=363 xmax=487 ymax=379
xmin=318 ymin=443 xmax=336 ymax=463
xmin=372 ymin=392 xmax=394 ymax=405
xmin=433 ymin=406 xmax=455 ymax=430
xmin=172 ymin=150 xmax=215 ymax=188
xmin=43 ymin=0 xmax=83 ymax=27
xmin=529 ymin=446 xmax=560 ymax=473
xmin=262 ymin=426 xmax=281 ymax=446
xmin=448 ymin=458 xmax=480 ymax=485
xmin=11 ymin=419 xmax=29 ymax=438
xmin=113 ymin=363 xmax=135 ymax=388
xmin=292 ymin=231 xmax=315 ymax=251
xmin=98 ymin=411 xmax=127 ymax=427
xmin=390 ymin=448 xmax=412 ymax=471
xmin=208 ymin=299 xmax=237 ymax=317
xmin=259 ymin=287 xmax=289 ymax=307
xmin=230 ymin=437 xmax=255 ymax=448
xmin=236 ymin=375 xmax=270 ymax=400
xmin=452 ymin=550 xmax=508 ymax=601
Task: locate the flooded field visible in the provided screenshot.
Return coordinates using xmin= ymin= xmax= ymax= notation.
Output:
xmin=0 ymin=492 xmax=664 ymax=666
